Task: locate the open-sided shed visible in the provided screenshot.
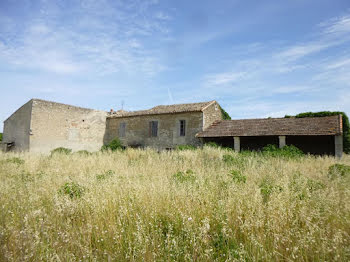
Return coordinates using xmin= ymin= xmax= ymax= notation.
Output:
xmin=196 ymin=115 xmax=343 ymax=157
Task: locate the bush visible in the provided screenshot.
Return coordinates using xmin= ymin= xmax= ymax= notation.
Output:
xmin=172 ymin=169 xmax=196 ymax=183
xmin=220 ymin=106 xmax=231 ymax=120
xmin=0 ymin=133 xmax=2 ymax=142
xmin=58 ymin=182 xmax=85 ymax=199
xmin=51 ymin=147 xmax=72 ymax=155
xmin=101 ymin=137 xmax=123 ymax=151
xmin=75 ymin=150 xmax=92 ymax=156
xmin=286 ymin=111 xmax=350 ymax=154
xmin=328 ymin=164 xmax=350 ymax=179
xmin=228 ymin=170 xmax=246 ymax=183
xmin=204 ymin=142 xmax=220 ymax=148
xmin=262 ymin=144 xmax=304 ymax=158
xmin=176 ymin=145 xmax=197 ymax=151
xmin=96 ymin=170 xmax=114 ymax=180
xmin=1 ymin=157 xmax=25 ymax=165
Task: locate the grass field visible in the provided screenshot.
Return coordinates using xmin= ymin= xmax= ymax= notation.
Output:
xmin=0 ymin=148 xmax=349 ymax=261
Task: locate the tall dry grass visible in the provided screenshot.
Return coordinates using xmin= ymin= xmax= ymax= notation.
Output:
xmin=0 ymin=148 xmax=349 ymax=261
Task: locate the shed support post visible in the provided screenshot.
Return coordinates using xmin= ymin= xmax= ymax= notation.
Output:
xmin=279 ymin=136 xmax=286 ymax=148
xmin=335 ymin=135 xmax=343 ymax=159
xmin=234 ymin=136 xmax=240 ymax=152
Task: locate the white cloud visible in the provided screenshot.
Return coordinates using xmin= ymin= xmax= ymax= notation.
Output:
xmin=0 ymin=0 xmax=171 ymax=76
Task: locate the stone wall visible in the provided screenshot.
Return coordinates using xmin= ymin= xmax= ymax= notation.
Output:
xmin=202 ymin=101 xmax=222 ymax=130
xmin=2 ymin=100 xmax=33 ymax=152
xmin=30 ymin=99 xmax=107 ymax=153
xmin=105 ymin=111 xmax=204 ymax=149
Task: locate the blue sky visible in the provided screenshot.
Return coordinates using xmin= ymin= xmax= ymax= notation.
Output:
xmin=1 ymin=0 xmax=350 ymax=131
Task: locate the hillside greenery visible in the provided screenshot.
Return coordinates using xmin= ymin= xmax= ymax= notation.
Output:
xmin=0 ymin=148 xmax=349 ymax=261
xmin=285 ymin=111 xmax=350 ymax=154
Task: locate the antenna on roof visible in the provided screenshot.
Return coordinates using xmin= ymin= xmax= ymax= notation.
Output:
xmin=121 ymin=100 xmax=125 ymax=110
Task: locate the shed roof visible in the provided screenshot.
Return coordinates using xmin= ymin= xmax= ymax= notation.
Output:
xmin=108 ymin=100 xmax=216 ymax=118
xmin=196 ymin=115 xmax=342 ymax=137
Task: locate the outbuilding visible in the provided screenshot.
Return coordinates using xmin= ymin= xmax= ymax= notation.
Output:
xmin=196 ymin=115 xmax=343 ymax=158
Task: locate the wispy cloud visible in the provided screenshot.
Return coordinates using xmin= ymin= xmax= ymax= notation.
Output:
xmin=0 ymin=0 xmax=171 ymax=76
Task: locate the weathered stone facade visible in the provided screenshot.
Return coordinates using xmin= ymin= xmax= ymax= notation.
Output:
xmin=2 ymin=99 xmax=106 ymax=153
xmin=29 ymin=100 xmax=107 ymax=153
xmin=2 ymin=100 xmax=33 ymax=152
xmin=2 ymin=99 xmax=221 ymax=153
xmin=104 ymin=101 xmax=222 ymax=149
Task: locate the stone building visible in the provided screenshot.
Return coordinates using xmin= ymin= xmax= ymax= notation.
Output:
xmin=1 ymin=99 xmax=107 ymax=153
xmin=1 ymin=98 xmax=344 ymax=157
xmin=104 ymin=100 xmax=221 ymax=150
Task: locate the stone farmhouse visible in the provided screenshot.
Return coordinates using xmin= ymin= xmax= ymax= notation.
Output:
xmin=1 ymin=98 xmax=343 ymax=157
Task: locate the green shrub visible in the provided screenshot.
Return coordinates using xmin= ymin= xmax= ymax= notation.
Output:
xmin=286 ymin=111 xmax=350 ymax=153
xmin=220 ymin=106 xmax=231 ymax=120
xmin=51 ymin=147 xmax=72 ymax=155
xmin=58 ymin=182 xmax=85 ymax=199
xmin=101 ymin=137 xmax=123 ymax=151
xmin=204 ymin=142 xmax=220 ymax=148
xmin=328 ymin=164 xmax=350 ymax=179
xmin=0 ymin=133 xmax=2 ymax=142
xmin=172 ymin=169 xmax=196 ymax=183
xmin=1 ymin=157 xmax=25 ymax=165
xmin=262 ymin=144 xmax=304 ymax=158
xmin=228 ymin=170 xmax=246 ymax=183
xmin=75 ymin=150 xmax=92 ymax=156
xmin=176 ymin=144 xmax=197 ymax=151
xmin=259 ymin=178 xmax=282 ymax=203
xmin=96 ymin=170 xmax=114 ymax=180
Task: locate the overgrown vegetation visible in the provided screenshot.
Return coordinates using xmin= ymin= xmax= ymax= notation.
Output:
xmin=101 ymin=137 xmax=124 ymax=151
xmin=58 ymin=182 xmax=86 ymax=199
xmin=286 ymin=111 xmax=350 ymax=153
xmin=51 ymin=147 xmax=72 ymax=155
xmin=328 ymin=163 xmax=350 ymax=179
xmin=0 ymin=148 xmax=349 ymax=261
xmin=262 ymin=144 xmax=304 ymax=158
xmin=220 ymin=106 xmax=231 ymax=120
xmin=176 ymin=144 xmax=197 ymax=151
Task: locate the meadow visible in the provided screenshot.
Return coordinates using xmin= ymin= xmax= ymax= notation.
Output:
xmin=0 ymin=147 xmax=349 ymax=261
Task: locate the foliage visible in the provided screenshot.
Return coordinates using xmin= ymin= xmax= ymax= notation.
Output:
xmin=101 ymin=137 xmax=124 ymax=151
xmin=204 ymin=141 xmax=221 ymax=148
xmin=228 ymin=170 xmax=246 ymax=183
xmin=286 ymin=111 xmax=350 ymax=153
xmin=0 ymin=149 xmax=350 ymax=261
xmin=96 ymin=170 xmax=114 ymax=180
xmin=328 ymin=164 xmax=350 ymax=179
xmin=172 ymin=169 xmax=196 ymax=183
xmin=262 ymin=144 xmax=304 ymax=158
xmin=51 ymin=147 xmax=72 ymax=155
xmin=0 ymin=157 xmax=25 ymax=165
xmin=219 ymin=106 xmax=231 ymax=120
xmin=75 ymin=150 xmax=92 ymax=156
xmin=176 ymin=144 xmax=197 ymax=151
xmin=0 ymin=133 xmax=2 ymax=142
xmin=58 ymin=182 xmax=85 ymax=199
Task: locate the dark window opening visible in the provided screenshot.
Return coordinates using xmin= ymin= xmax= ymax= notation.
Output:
xmin=180 ymin=120 xmax=186 ymax=136
xmin=149 ymin=121 xmax=158 ymax=137
xmin=119 ymin=122 xmax=126 ymax=137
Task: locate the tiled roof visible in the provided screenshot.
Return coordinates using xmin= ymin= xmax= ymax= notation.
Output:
xmin=108 ymin=101 xmax=216 ymax=118
xmin=196 ymin=115 xmax=342 ymax=137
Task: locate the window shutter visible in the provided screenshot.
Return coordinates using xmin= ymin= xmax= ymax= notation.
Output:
xmin=149 ymin=121 xmax=152 ymax=137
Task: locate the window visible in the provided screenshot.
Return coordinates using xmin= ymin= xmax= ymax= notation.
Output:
xmin=119 ymin=122 xmax=126 ymax=137
xmin=180 ymin=120 xmax=186 ymax=136
xmin=149 ymin=121 xmax=158 ymax=137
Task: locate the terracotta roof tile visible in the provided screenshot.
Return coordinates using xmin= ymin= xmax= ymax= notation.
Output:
xmin=196 ymin=115 xmax=342 ymax=137
xmin=108 ymin=101 xmax=215 ymax=118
